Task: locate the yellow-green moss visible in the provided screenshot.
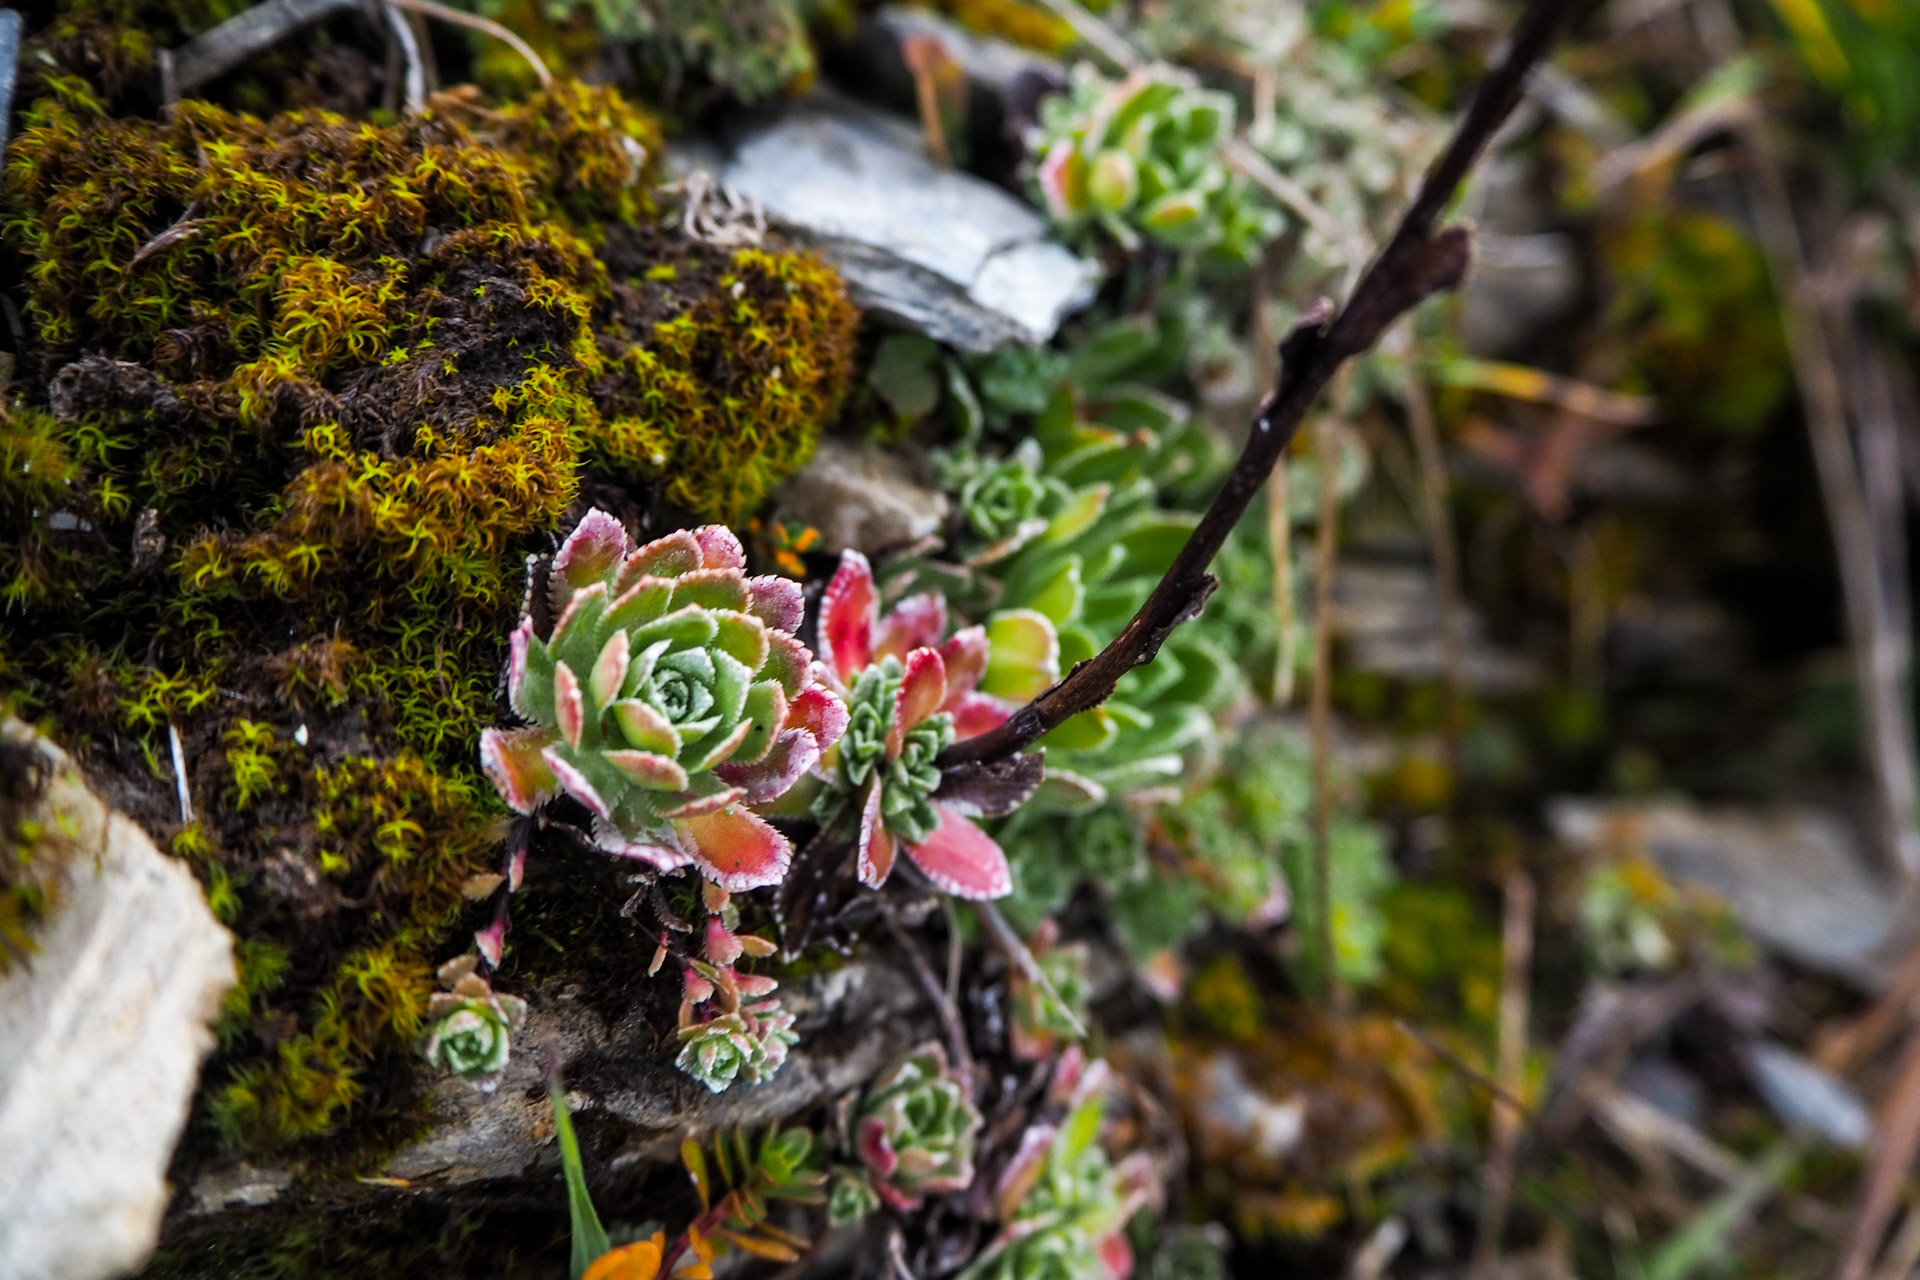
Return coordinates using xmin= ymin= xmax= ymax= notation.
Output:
xmin=0 ymin=66 xmax=854 ymax=1159
xmin=592 ymin=246 xmax=858 ymax=522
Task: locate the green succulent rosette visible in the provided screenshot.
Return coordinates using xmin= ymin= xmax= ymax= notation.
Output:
xmin=419 ymin=980 xmax=528 ymax=1080
xmin=1030 ymin=62 xmax=1280 ymax=264
xmin=848 ymin=1043 xmax=983 ymax=1211
xmin=674 ymin=999 xmax=798 ymax=1093
xmin=480 ymin=509 xmax=848 ymax=892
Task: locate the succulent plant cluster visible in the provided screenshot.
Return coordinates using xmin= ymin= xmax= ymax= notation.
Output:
xmin=674 ymin=881 xmax=798 ymax=1092
xmin=1029 ymin=63 xmax=1280 ymax=265
xmin=965 ymin=1056 xmax=1155 ymax=1280
xmin=812 ymin=549 xmax=1044 ymax=900
xmin=831 ymin=1044 xmax=984 ymax=1223
xmin=481 ymin=509 xmax=847 ymax=892
xmin=418 ymin=955 xmax=529 ymax=1082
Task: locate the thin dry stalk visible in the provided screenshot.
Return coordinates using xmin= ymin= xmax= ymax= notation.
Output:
xmin=881 ymin=908 xmax=974 ymax=1089
xmin=1713 ymin=20 xmax=1920 ymax=875
xmin=1308 ymin=415 xmax=1342 ymax=1007
xmin=384 ymin=0 xmax=551 ymax=87
xmin=1475 ymin=870 xmax=1536 ymax=1276
xmin=1029 ymin=0 xmax=1140 ymax=71
xmin=1866 ymin=1206 xmax=1920 ymax=1280
xmin=1399 ymin=341 xmax=1466 ymax=774
xmin=1838 ymin=1020 xmax=1920 ymax=1280
xmin=382 ymin=3 xmax=425 ymax=115
xmin=1269 ymin=468 xmax=1297 ymax=705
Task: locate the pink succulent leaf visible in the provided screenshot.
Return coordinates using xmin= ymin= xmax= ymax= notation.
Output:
xmin=506 ymin=837 xmax=526 ymax=893
xmin=702 ymin=880 xmax=731 ymax=914
xmin=936 ymin=625 xmax=990 ymax=702
xmin=691 ymin=524 xmax=746 ymax=571
xmin=949 ymin=691 xmax=1016 ymax=743
xmin=733 ymin=972 xmax=778 ymax=997
xmin=657 ymin=783 xmax=748 ymax=819
xmin=906 ymin=806 xmax=1013 ymax=900
xmin=549 ymin=508 xmax=632 ymax=609
xmin=541 ymin=748 xmax=610 ymax=819
xmin=475 ymin=902 xmax=509 ymax=969
xmin=549 ymin=579 xmax=609 ymax=649
xmin=737 ymin=933 xmax=776 ymax=958
xmin=626 ymin=528 xmax=703 ymax=579
xmin=888 ymin=647 xmax=949 ymax=757
xmin=1036 ymin=143 xmax=1084 ymax=220
xmin=873 ymin=1181 xmax=921 ymax=1212
xmin=601 ymin=749 xmax=690 ymax=791
xmin=857 ymin=1115 xmax=900 ymax=1178
xmin=507 ymin=617 xmax=537 ymax=719
xmin=675 ymin=806 xmax=794 ymax=892
xmin=1049 ymin=1043 xmax=1088 ymax=1102
xmin=479 ymin=727 xmax=559 ymax=813
xmin=714 ymin=728 xmax=820 ymax=804
xmin=855 ymin=780 xmax=897 ymax=890
xmin=819 ymin=550 xmax=877 ymax=688
xmin=704 ymin=916 xmax=744 ymax=966
xmin=668 ymin=566 xmax=750 ymax=613
xmin=589 ymin=630 xmax=631 ymax=707
xmin=761 ymin=630 xmax=815 ymax=700
xmin=995 ymin=1123 xmax=1057 ymax=1218
xmin=788 ymin=684 xmax=850 ymax=754
xmin=873 ymin=592 xmax=947 ymax=662
xmin=1113 ymin=1151 xmax=1160 ymax=1220
xmin=930 ymin=751 xmax=1045 ymax=818
xmin=683 ymin=966 xmax=716 ymax=1005
xmin=552 ymin=660 xmax=586 ymax=750
xmin=1097 ymin=1233 xmax=1135 ymax=1280
xmin=745 ymin=574 xmax=804 ymax=632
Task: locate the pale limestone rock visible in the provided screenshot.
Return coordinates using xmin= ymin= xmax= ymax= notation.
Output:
xmin=0 ymin=719 xmax=235 ymax=1280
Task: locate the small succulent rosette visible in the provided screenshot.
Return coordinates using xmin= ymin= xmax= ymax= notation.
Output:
xmin=674 ymin=994 xmax=799 ymax=1094
xmin=965 ymin=1057 xmax=1157 ymax=1280
xmin=1029 ymin=63 xmax=1279 ymax=264
xmin=481 ymin=509 xmax=848 ymax=891
xmin=840 ymin=1043 xmax=983 ymax=1214
xmin=812 ymin=549 xmax=1050 ymax=899
xmin=418 ymin=955 xmax=528 ymax=1083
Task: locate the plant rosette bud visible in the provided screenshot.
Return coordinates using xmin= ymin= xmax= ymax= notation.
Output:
xmin=845 ymin=1043 xmax=983 ymax=1211
xmin=480 ymin=510 xmax=849 ymax=892
xmin=813 ymin=550 xmax=1045 ymax=899
xmin=827 ymin=1167 xmax=883 ymax=1227
xmin=418 ymin=966 xmax=528 ymax=1081
xmin=674 ymin=998 xmax=799 ymax=1093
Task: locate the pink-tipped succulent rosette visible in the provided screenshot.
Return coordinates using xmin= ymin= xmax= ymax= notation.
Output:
xmin=480 ymin=509 xmax=847 ymax=892
xmin=810 ymin=548 xmax=1051 ymax=901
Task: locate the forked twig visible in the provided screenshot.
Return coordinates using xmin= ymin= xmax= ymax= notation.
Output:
xmin=939 ymin=0 xmax=1586 ymax=772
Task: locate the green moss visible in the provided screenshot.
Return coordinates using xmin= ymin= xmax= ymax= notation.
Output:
xmin=591 ymin=245 xmax=858 ymax=523
xmin=0 ymin=57 xmax=856 ymax=1163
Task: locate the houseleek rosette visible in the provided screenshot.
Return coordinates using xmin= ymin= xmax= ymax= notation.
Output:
xmin=813 ymin=549 xmax=1050 ymax=899
xmin=481 ymin=509 xmax=847 ymax=891
xmin=846 ymin=1043 xmax=983 ymax=1212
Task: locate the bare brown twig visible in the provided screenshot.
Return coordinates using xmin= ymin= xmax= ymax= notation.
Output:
xmin=940 ymin=0 xmax=1586 ymax=772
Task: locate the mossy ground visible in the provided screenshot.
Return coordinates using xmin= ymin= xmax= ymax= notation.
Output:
xmin=0 ymin=3 xmax=857 ymax=1173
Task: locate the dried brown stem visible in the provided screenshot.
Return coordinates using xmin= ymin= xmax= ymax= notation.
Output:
xmin=1307 ymin=417 xmax=1342 ymax=1007
xmin=1474 ymin=870 xmax=1535 ymax=1276
xmin=939 ymin=0 xmax=1585 ymax=771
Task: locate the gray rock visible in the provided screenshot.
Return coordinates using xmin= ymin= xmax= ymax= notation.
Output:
xmin=0 ymin=11 xmax=19 ymax=152
xmin=1737 ymin=1038 xmax=1870 ymax=1150
xmin=1458 ymin=230 xmax=1582 ymax=358
xmin=1549 ymin=798 xmax=1906 ymax=989
xmin=773 ymin=436 xmax=951 ymax=556
xmin=0 ymin=718 xmax=236 ymax=1280
xmin=1329 ymin=559 xmax=1541 ymax=694
xmin=701 ymin=94 xmax=1097 ymax=351
xmin=382 ymin=957 xmax=928 ymax=1186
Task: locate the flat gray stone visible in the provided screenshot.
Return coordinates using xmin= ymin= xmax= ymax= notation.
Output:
xmin=705 ymin=94 xmax=1097 ymax=351
xmin=0 ymin=719 xmax=236 ymax=1280
xmin=1549 ymin=797 xmax=1907 ymax=989
xmin=773 ymin=436 xmax=951 ymax=556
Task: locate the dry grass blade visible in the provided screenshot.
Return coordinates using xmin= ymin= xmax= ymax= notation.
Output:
xmin=1475 ymin=871 xmax=1536 ymax=1275
xmin=1838 ymin=1022 xmax=1920 ymax=1280
xmin=1308 ymin=416 xmax=1342 ymax=1006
